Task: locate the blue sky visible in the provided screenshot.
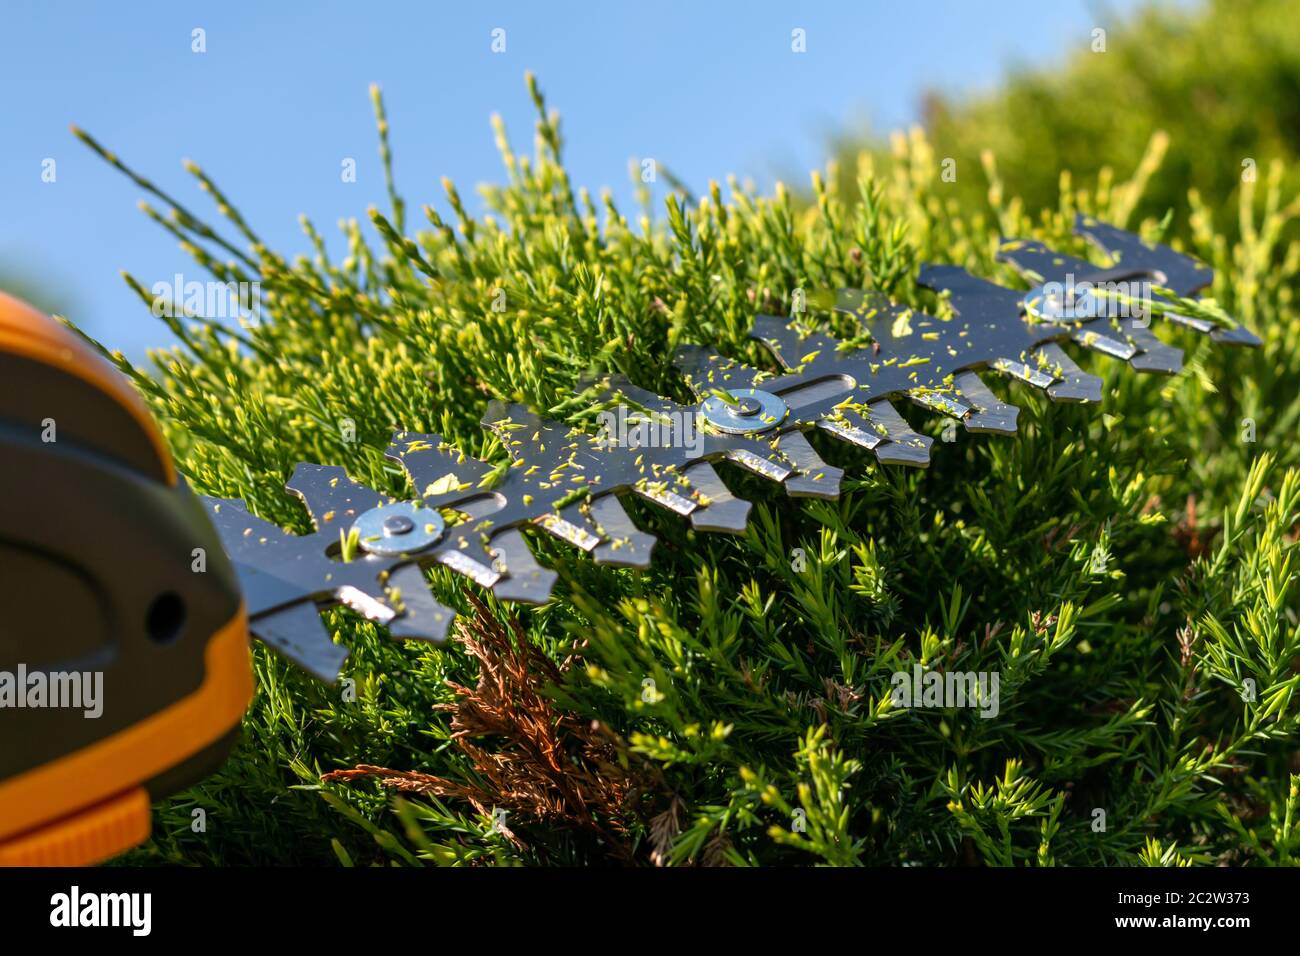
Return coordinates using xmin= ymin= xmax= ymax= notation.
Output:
xmin=0 ymin=0 xmax=1148 ymax=356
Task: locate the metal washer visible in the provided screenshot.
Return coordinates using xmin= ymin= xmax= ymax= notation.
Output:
xmin=351 ymin=501 xmax=445 ymax=556
xmin=699 ymin=387 xmax=788 ymax=435
xmin=1022 ymin=282 xmax=1102 ymax=325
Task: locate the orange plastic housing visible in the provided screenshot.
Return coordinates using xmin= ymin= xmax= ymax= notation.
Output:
xmin=0 ymin=292 xmax=254 ymax=866
xmin=0 ymin=290 xmax=176 ymax=485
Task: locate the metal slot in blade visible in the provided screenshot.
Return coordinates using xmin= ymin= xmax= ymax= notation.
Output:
xmin=909 ymin=389 xmax=972 ymax=419
xmin=992 ymin=357 xmax=1058 ymax=389
xmin=1069 ymin=328 xmax=1138 ymax=361
xmin=775 ymin=373 xmax=857 ymax=412
xmin=438 ymin=549 xmax=501 ymax=588
xmin=726 ymin=448 xmax=794 ymax=481
xmin=533 ymin=513 xmax=602 ymax=551
xmin=634 ymin=481 xmax=698 ymax=515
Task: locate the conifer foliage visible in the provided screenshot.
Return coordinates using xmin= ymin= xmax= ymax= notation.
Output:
xmin=78 ymin=72 xmax=1300 ymax=866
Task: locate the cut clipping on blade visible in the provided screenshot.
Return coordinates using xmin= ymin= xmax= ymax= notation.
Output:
xmin=202 ymin=218 xmax=1258 ymax=681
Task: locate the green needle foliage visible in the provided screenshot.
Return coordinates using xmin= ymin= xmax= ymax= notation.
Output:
xmin=847 ymin=0 xmax=1300 ymax=240
xmin=76 ymin=67 xmax=1300 ymax=866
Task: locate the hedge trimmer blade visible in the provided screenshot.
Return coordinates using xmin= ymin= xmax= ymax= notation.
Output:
xmin=204 ymin=217 xmax=1258 ymax=680
xmin=208 ymin=406 xmax=761 ymax=677
xmin=995 ymin=213 xmax=1262 ymax=359
xmin=668 ymin=215 xmax=1259 ymax=468
xmin=206 ymin=470 xmax=458 ymax=681
xmin=597 ymin=373 xmax=845 ymax=499
xmin=671 ymin=286 xmax=1070 ymax=471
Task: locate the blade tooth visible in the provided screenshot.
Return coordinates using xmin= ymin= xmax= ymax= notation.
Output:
xmin=1163 ymin=310 xmax=1217 ymax=334
xmin=481 ymin=397 xmax=517 ymax=432
xmin=482 ymin=401 xmax=555 ymax=465
xmin=285 ymin=462 xmax=386 ymax=529
xmin=206 ymin=497 xmax=286 ymax=554
xmin=206 ymin=496 xmax=252 ymax=518
xmin=1033 ymin=343 xmax=1103 ymax=404
xmin=866 ymin=399 xmax=932 ymax=467
xmin=633 ymin=478 xmax=699 ymax=516
xmin=438 ymin=493 xmax=507 ymax=571
xmin=874 ymin=439 xmax=932 ymax=468
xmin=1212 ymin=323 xmax=1263 ymax=347
xmin=749 ymin=313 xmax=842 ymax=373
xmin=250 ymin=601 xmax=349 ymax=684
xmin=775 ymin=429 xmax=842 ymax=500
xmin=383 ymin=564 xmax=455 ymax=643
xmin=204 ymin=494 xmax=374 ymax=624
xmin=229 ymin=563 xmax=319 ymax=621
xmin=587 ymin=494 xmax=656 ymax=568
xmin=952 ymin=371 xmax=1021 ymax=433
xmin=917 ymin=263 xmax=1027 ymax=315
xmin=483 ymin=400 xmax=556 ymax=445
xmin=426 ymin=480 xmax=505 ymax=573
xmin=681 ymin=462 xmax=751 ymax=533
xmin=1113 ymin=319 xmax=1184 ymax=373
xmin=1129 ymin=349 xmax=1184 ymax=374
xmin=335 ymin=580 xmax=400 ymax=629
xmin=484 ymin=529 xmax=557 ymax=604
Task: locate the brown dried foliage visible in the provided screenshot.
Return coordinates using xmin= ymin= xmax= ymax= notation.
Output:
xmin=322 ymin=591 xmax=664 ymax=863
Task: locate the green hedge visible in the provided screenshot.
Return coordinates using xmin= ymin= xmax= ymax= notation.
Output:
xmin=849 ymin=0 xmax=1300 ymax=241
xmin=82 ymin=66 xmax=1300 ymax=866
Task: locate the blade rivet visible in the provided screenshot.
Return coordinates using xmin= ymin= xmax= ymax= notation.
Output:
xmin=383 ymin=515 xmax=415 ymax=536
xmin=351 ymin=502 xmax=444 ymax=556
xmin=700 ymin=388 xmax=788 ymax=435
xmin=1023 ymin=282 xmax=1101 ymax=324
